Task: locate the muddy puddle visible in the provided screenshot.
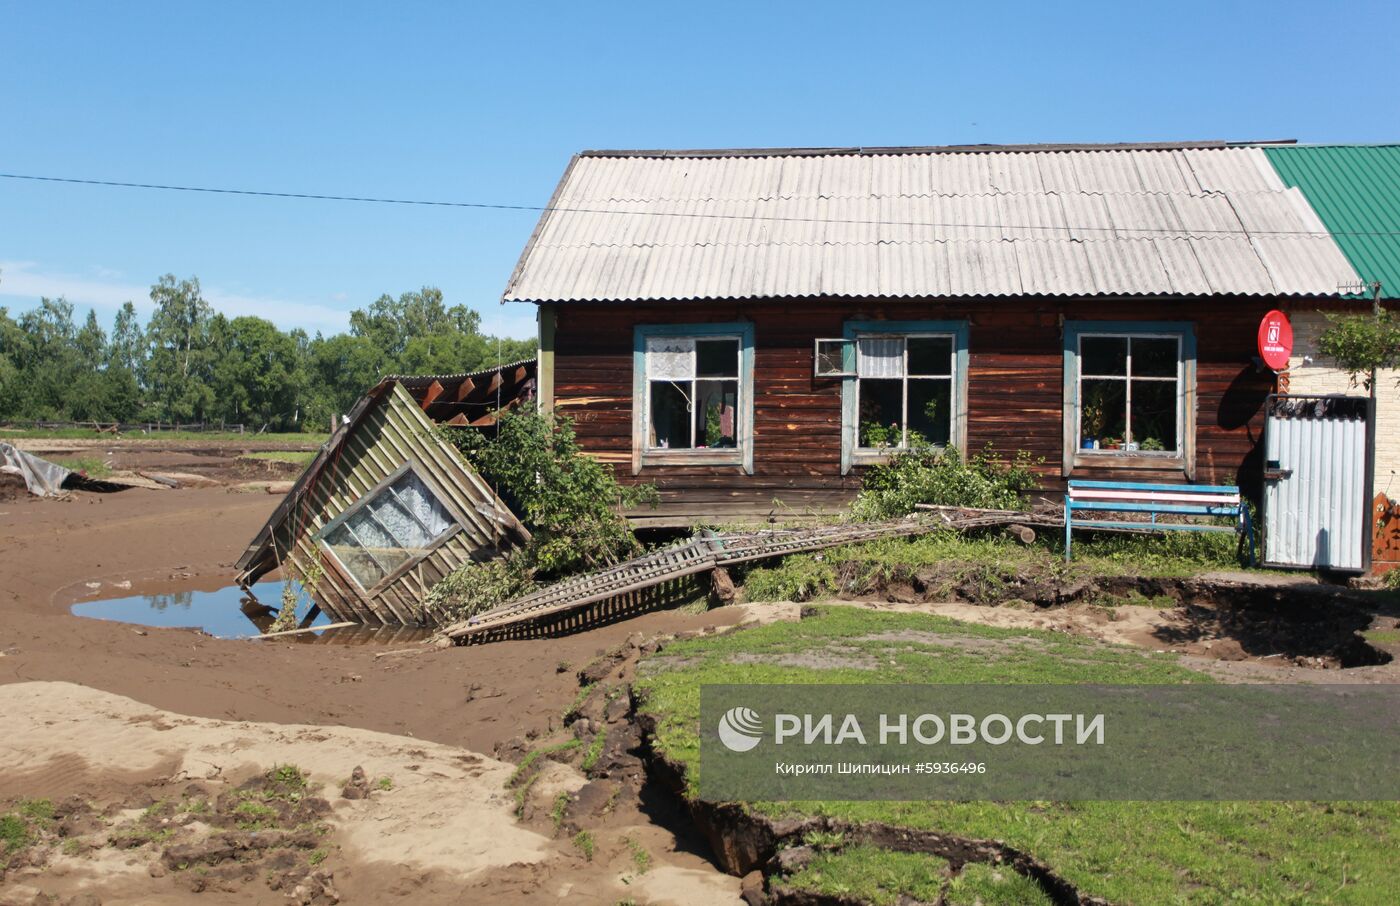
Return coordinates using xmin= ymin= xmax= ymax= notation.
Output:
xmin=70 ymin=580 xmax=432 ymax=645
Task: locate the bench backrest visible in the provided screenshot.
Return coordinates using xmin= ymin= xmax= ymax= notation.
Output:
xmin=1066 ymin=481 xmax=1241 ymax=515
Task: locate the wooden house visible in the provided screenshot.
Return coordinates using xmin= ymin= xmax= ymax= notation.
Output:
xmin=503 ymin=142 xmax=1373 ymax=527
xmin=234 ymin=361 xmax=536 ymax=624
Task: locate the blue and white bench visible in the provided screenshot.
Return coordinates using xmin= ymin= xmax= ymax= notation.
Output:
xmin=1063 ymin=480 xmax=1256 ymax=564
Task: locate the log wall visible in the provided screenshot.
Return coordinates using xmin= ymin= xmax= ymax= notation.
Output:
xmin=551 ymin=297 xmax=1280 ymax=526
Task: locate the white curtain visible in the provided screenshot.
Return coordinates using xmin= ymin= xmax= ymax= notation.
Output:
xmin=646 ymin=337 xmax=695 ymax=380
xmin=858 ymin=337 xmax=905 ymax=378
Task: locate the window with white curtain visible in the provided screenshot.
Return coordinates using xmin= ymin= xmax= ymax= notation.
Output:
xmin=855 ymin=334 xmax=955 ymax=450
xmin=644 ymin=335 xmax=742 ymax=451
xmin=318 ymin=467 xmax=459 ymax=591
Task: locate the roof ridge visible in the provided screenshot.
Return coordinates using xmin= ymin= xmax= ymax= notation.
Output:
xmin=577 ymin=141 xmax=1297 ymax=159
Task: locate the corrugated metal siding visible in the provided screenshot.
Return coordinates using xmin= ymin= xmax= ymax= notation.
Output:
xmin=1263 ymin=402 xmax=1369 ymax=570
xmin=1263 ymin=145 xmax=1400 ymax=299
xmin=505 ymin=147 xmax=1359 ymax=303
xmin=265 ymin=384 xmax=524 ymax=625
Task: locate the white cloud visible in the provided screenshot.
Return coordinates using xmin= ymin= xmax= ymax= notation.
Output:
xmin=0 ymin=261 xmax=350 ymax=333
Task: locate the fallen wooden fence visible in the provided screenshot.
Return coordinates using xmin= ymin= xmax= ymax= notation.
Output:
xmin=440 ymin=507 xmax=1058 ymax=644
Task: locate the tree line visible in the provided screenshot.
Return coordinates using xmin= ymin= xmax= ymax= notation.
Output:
xmin=0 ymin=273 xmax=536 ymax=431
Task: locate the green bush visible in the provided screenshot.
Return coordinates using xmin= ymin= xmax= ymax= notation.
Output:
xmin=430 ymin=412 xmax=659 ymax=618
xmin=424 ymin=555 xmax=537 ymax=622
xmin=851 ymin=442 xmax=1040 ymax=520
xmin=447 ymin=411 xmax=656 ymax=577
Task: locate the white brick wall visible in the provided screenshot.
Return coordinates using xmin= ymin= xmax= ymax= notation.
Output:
xmin=1287 ymin=310 xmax=1400 ymax=499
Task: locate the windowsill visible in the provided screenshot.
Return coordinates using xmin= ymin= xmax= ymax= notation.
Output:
xmin=851 ymin=446 xmax=948 ymax=467
xmin=641 ymin=449 xmax=745 ymax=468
xmin=1070 ymin=451 xmax=1187 ymax=472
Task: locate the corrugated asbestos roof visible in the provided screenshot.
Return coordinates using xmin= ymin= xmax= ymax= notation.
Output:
xmin=503 ymin=145 xmax=1359 ymax=303
xmin=1263 ymin=145 xmax=1400 ymax=300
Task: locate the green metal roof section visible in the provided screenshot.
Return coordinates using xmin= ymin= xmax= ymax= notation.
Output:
xmin=1263 ymin=145 xmax=1400 ymax=299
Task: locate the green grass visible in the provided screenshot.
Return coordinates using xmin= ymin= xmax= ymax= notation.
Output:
xmin=53 ymin=456 xmax=113 ymax=477
xmin=634 ymin=607 xmax=1400 ymax=905
xmin=0 ymin=426 xmax=328 ymax=444
xmin=1362 ymin=628 xmax=1400 ymax=644
xmin=739 ymin=529 xmax=1262 ymax=604
xmin=572 ymin=829 xmax=595 ymax=861
xmin=624 ymin=835 xmax=651 ymax=874
xmin=637 ymin=607 xmax=1207 ymax=784
xmin=945 ymin=861 xmax=1053 ymax=905
xmin=581 ymin=728 xmax=607 ymax=773
xmin=774 ymin=845 xmax=949 ymax=906
xmin=241 ymin=450 xmax=318 ymax=466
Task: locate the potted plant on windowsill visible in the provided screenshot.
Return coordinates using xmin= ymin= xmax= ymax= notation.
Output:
xmin=1103 ymin=436 xmax=1122 ymax=450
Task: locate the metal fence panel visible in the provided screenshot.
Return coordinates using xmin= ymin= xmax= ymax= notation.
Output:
xmin=1263 ymin=395 xmax=1371 ymax=570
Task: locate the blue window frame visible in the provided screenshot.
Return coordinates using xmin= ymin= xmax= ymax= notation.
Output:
xmin=1061 ymin=320 xmax=1197 ymax=478
xmin=632 ymin=322 xmax=755 ymax=475
xmin=839 ymin=320 xmax=970 ymax=475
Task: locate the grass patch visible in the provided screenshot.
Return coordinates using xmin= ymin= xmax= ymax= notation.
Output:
xmin=0 ymin=426 xmax=329 ymax=444
xmin=739 ymin=528 xmax=1259 ymax=604
xmin=637 ymin=606 xmax=1207 ymax=785
xmin=635 ymin=607 xmax=1400 ymax=904
xmin=945 ymin=861 xmax=1053 ymax=905
xmin=508 ymin=739 xmax=582 ymax=788
xmin=571 ymin=830 xmax=595 ymax=861
xmin=624 ymin=835 xmax=651 ymax=874
xmin=551 ymin=792 xmax=571 ymax=835
xmin=581 ymin=728 xmax=607 ymax=773
xmin=53 ymin=456 xmax=112 ymax=477
xmin=775 ymin=844 xmax=948 ymax=906
xmin=1363 ymin=628 xmax=1400 ymax=645
xmin=241 ymin=450 xmax=317 ymax=466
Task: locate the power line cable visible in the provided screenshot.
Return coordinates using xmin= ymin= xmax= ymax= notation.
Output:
xmin=4 ymin=170 xmax=1400 ymax=238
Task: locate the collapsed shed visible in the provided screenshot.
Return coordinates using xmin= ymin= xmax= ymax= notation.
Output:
xmin=234 ymin=360 xmax=536 ymax=625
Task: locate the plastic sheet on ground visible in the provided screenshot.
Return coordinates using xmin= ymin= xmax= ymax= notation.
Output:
xmin=0 ymin=442 xmax=73 ymax=497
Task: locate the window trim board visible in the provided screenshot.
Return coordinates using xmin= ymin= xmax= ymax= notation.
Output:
xmin=632 ymin=322 xmax=756 ymax=475
xmin=1061 ymin=320 xmax=1197 ymax=479
xmin=840 ymin=320 xmax=970 ymax=475
xmin=313 ymin=459 xmax=467 ymax=599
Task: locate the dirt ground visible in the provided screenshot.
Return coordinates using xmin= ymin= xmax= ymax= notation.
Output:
xmin=4 ymin=440 xmax=1398 ymax=904
xmin=0 ymin=444 xmax=748 ymax=905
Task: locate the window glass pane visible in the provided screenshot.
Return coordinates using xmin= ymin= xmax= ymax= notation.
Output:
xmin=1080 ymin=379 xmax=1126 ymax=445
xmin=321 ymin=470 xmax=458 ymax=590
xmin=323 ymin=522 xmax=389 ymax=589
xmin=858 ymin=378 xmax=904 ymax=447
xmin=1131 ymin=337 xmax=1178 ymax=378
xmin=1130 ymin=380 xmax=1178 ymax=451
xmin=367 ymin=494 xmax=430 ymax=549
xmin=907 ymin=336 xmax=952 ymax=376
xmin=815 ymin=339 xmax=852 ymax=376
xmin=1081 ymin=336 xmax=1127 ymax=376
xmin=694 ymin=380 xmax=738 ymax=447
xmin=695 ymin=339 xmax=738 ymax=378
xmin=857 ymin=336 xmax=905 ymax=378
xmin=908 ymin=379 xmax=951 ymax=446
xmin=393 ymin=472 xmax=454 ymax=538
xmin=646 ymin=337 xmax=694 ymax=380
xmin=649 ymin=381 xmax=692 ymax=449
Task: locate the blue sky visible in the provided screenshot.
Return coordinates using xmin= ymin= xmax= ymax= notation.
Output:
xmin=3 ymin=0 xmax=1397 ymax=341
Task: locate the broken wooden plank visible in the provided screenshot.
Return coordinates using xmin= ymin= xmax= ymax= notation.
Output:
xmin=419 ymin=380 xmax=445 ymax=411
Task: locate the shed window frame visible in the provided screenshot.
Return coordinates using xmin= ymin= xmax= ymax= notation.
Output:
xmin=1062 ymin=320 xmax=1197 ymax=478
xmin=314 ymin=461 xmax=466 ymax=597
xmin=632 ymin=323 xmax=755 ymax=474
xmin=840 ymin=320 xmax=970 ymax=475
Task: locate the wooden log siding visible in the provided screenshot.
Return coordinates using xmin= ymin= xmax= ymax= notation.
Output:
xmin=262 ymin=383 xmax=525 ymax=625
xmin=551 ymin=297 xmax=1280 ymax=525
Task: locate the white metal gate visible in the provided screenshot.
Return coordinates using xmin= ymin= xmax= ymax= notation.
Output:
xmin=1262 ymin=395 xmax=1373 ymax=571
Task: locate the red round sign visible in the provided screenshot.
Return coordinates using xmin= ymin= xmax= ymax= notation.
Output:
xmin=1257 ymin=310 xmax=1293 ymax=372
